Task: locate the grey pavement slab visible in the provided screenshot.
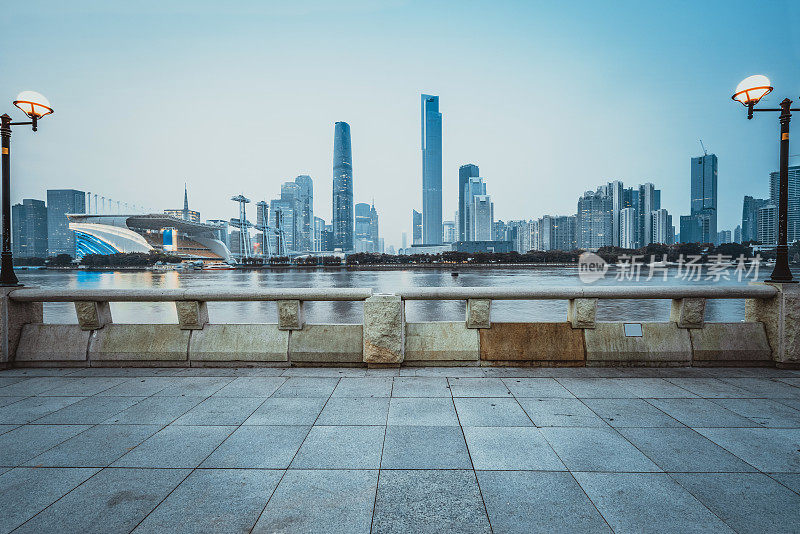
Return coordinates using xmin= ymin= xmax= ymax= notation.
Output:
xmin=281 ymin=367 xmax=365 ymax=377
xmin=331 ymin=377 xmax=392 ymax=397
xmin=0 ymin=377 xmax=26 ymax=388
xmin=413 ymin=367 xmax=486 ymax=377
xmin=541 ymin=427 xmax=661 ymax=472
xmin=517 ymin=397 xmax=608 ymax=427
xmin=244 ymin=396 xmax=327 ymax=425
xmin=477 ymin=471 xmax=611 ymax=533
xmin=316 ymin=397 xmax=389 ymax=425
xmin=387 ymin=397 xmax=459 ymax=426
xmin=112 ymin=425 xmax=235 ymax=468
xmin=154 ymin=376 xmax=234 ymax=396
xmin=391 ymin=377 xmax=451 ymax=397
xmin=211 ymin=376 xmax=286 ymax=397
xmin=65 ymin=367 xmax=183 ymax=377
xmin=448 ymin=377 xmax=512 ymax=397
xmin=133 ymin=468 xmax=283 ymax=534
xmin=0 ymin=425 xmax=18 ymax=436
xmin=0 ymin=395 xmax=84 ymax=424
xmin=290 ymin=425 xmax=384 ymax=469
xmin=463 ymin=426 xmax=566 ymax=470
xmin=663 ymin=378 xmax=752 ymax=398
xmin=0 ymin=377 xmax=80 ymax=396
xmin=0 ymin=396 xmax=26 ymax=408
xmin=574 ymin=472 xmax=734 ymax=533
xmin=101 ymin=395 xmax=206 ymax=425
xmin=171 ymin=396 xmax=265 ymax=425
xmin=201 ymin=425 xmax=309 ymax=468
xmin=96 ymin=377 xmax=181 ymax=396
xmin=671 ymin=472 xmax=800 ymax=534
xmin=647 ymin=398 xmax=760 ymax=428
xmin=617 ymin=427 xmax=757 ymax=472
xmin=39 ymin=377 xmax=130 ymax=396
xmin=770 ymin=472 xmax=800 ymax=493
xmin=372 ymin=469 xmax=491 ymax=534
xmin=556 ymin=378 xmax=639 ymax=398
xmin=0 ymin=424 xmax=91 ymax=467
xmin=0 ymin=467 xmax=99 ymax=533
xmin=252 ymin=469 xmax=377 ymax=534
xmin=34 ymin=396 xmax=147 ymax=425
xmin=13 ymin=467 xmax=190 ymax=534
xmin=582 ymin=398 xmax=684 ymax=427
xmin=711 ymin=398 xmax=800 ymax=428
xmin=609 ymin=377 xmax=698 ymax=398
xmin=0 ymin=368 xmax=81 ymax=377
xmin=381 ymin=425 xmax=471 ymax=469
xmin=717 ymin=377 xmax=800 ymax=399
xmin=502 ymin=377 xmax=575 ymax=398
xmin=694 ymin=427 xmax=800 ymax=472
xmin=454 ymin=397 xmax=533 ymax=426
xmin=272 ymin=377 xmax=339 ymax=397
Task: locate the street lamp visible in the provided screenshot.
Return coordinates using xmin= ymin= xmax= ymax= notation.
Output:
xmin=1 ymin=91 xmax=54 ymax=286
xmin=732 ymin=75 xmax=798 ymax=283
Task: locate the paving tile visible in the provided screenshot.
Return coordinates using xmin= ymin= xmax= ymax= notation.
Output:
xmin=96 ymin=377 xmax=181 ymax=396
xmin=556 ymin=378 xmax=640 ymax=398
xmin=171 ymin=396 xmax=265 ymax=425
xmin=34 ymin=396 xmax=147 ymax=425
xmin=454 ymin=397 xmax=533 ymax=427
xmin=582 ymin=398 xmax=683 ymax=427
xmin=372 ymin=470 xmax=491 ymax=534
xmin=663 ymin=378 xmax=752 ymax=398
xmin=67 ymin=367 xmax=183 ymax=377
xmin=331 ymin=377 xmax=392 ymax=397
xmin=316 ymin=397 xmax=389 ymax=425
xmin=609 ymin=378 xmax=698 ymax=398
xmin=0 ymin=369 xmax=80 ymax=378
xmin=770 ymin=473 xmax=800 ymax=493
xmin=0 ymin=377 xmax=80 ymax=396
xmin=694 ymin=427 xmax=800 ymax=472
xmin=617 ymin=427 xmax=757 ymax=472
xmin=0 ymin=425 xmax=18 ymax=436
xmin=502 ymin=378 xmax=575 ymax=398
xmin=281 ymin=367 xmax=365 ymax=377
xmin=464 ymin=427 xmax=565 ymax=470
xmin=154 ymin=377 xmax=234 ymax=397
xmin=573 ymin=472 xmax=733 ymax=533
xmin=101 ymin=396 xmax=206 ymax=425
xmin=0 ymin=395 xmax=85 ymax=424
xmin=133 ymin=468 xmax=283 ymax=534
xmin=712 ymin=398 xmax=800 ymax=428
xmin=201 ymin=425 xmax=309 ymax=468
xmin=448 ymin=377 xmax=512 ymax=397
xmin=0 ymin=377 xmax=26 ymax=388
xmin=0 ymin=467 xmax=99 ymax=533
xmin=252 ymin=469 xmax=377 ymax=534
xmin=0 ymin=396 xmax=26 ymax=408
xmin=272 ymin=377 xmax=339 ymax=397
xmin=391 ymin=377 xmax=451 ymax=397
xmin=717 ymin=378 xmax=800 ymax=399
xmin=13 ymin=467 xmax=190 ymax=534
xmin=647 ymin=398 xmax=760 ymax=428
xmin=112 ymin=425 xmax=235 ymax=468
xmin=0 ymin=425 xmax=91 ymax=467
xmin=244 ymin=397 xmax=327 ymax=425
xmin=39 ymin=377 xmax=130 ymax=396
xmin=387 ymin=397 xmax=459 ymax=426
xmin=211 ymin=376 xmax=286 ymax=397
xmin=365 ymin=368 xmax=400 ymax=377
xmin=413 ymin=367 xmax=486 ymax=377
xmin=290 ymin=425 xmax=384 ymax=469
xmin=541 ymin=427 xmax=661 ymax=472
xmin=776 ymin=398 xmax=800 ymax=412
xmin=381 ymin=426 xmax=471 ymax=469
xmin=672 ymin=473 xmax=800 ymax=533
xmin=517 ymin=397 xmax=608 ymax=427
xmin=477 ymin=471 xmax=611 ymax=533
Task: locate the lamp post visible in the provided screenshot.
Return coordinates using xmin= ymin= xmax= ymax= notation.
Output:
xmin=0 ymin=91 xmax=54 ymax=287
xmin=732 ymin=75 xmax=798 ymax=283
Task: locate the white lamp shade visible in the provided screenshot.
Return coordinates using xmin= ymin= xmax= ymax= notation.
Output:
xmin=732 ymin=75 xmax=772 ymax=106
xmin=13 ymin=91 xmax=54 ymax=118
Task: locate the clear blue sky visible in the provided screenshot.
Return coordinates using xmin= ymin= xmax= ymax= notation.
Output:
xmin=2 ymin=0 xmax=799 ymax=248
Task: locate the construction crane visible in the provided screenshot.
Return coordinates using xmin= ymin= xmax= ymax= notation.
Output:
xmin=699 ymin=139 xmax=708 ymax=156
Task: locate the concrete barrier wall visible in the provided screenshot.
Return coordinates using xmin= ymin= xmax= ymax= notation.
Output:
xmin=405 ymin=322 xmax=479 ymax=364
xmin=479 ymin=323 xmax=585 ymax=366
xmin=585 ymin=323 xmax=692 ymax=367
xmin=690 ymin=323 xmax=772 ymax=366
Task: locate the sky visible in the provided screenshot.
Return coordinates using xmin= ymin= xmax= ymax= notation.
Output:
xmin=2 ymin=0 xmax=800 ymax=249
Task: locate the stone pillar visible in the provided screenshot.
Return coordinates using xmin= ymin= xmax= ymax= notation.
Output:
xmin=745 ymin=282 xmax=800 ymax=366
xmin=670 ymin=298 xmax=705 ymax=329
xmin=363 ymin=294 xmax=404 ymax=365
xmin=277 ymin=300 xmax=304 ymax=330
xmin=175 ymin=300 xmax=209 ymax=330
xmin=567 ymin=298 xmax=597 ymax=329
xmin=75 ymin=301 xmax=113 ymax=330
xmin=1 ymin=288 xmax=43 ymax=365
xmin=466 ymin=299 xmax=491 ymax=329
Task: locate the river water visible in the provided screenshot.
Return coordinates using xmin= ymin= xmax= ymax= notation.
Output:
xmin=17 ymin=265 xmax=793 ymax=325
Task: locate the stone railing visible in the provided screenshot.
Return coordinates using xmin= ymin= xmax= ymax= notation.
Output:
xmin=1 ymin=283 xmax=797 ymax=368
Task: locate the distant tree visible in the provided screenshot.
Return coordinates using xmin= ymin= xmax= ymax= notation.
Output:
xmin=47 ymin=254 xmax=74 ymax=267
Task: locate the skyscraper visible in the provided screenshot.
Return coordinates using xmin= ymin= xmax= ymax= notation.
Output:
xmin=608 ymin=180 xmax=624 ymax=247
xmin=769 ymin=165 xmax=800 ymax=244
xmin=681 ymin=154 xmax=718 ymax=244
xmin=651 ymin=208 xmax=674 ymax=245
xmin=294 ymin=175 xmax=314 ymax=252
xmin=471 ymin=195 xmax=494 ymax=241
xmin=12 ymin=199 xmax=48 ymax=258
xmin=421 ymin=94 xmax=442 ymax=244
xmin=619 ymin=207 xmax=637 ymax=249
xmin=412 ymin=210 xmax=422 ymax=245
xmin=47 ymin=189 xmax=86 ymax=256
xmin=742 ymin=195 xmax=769 ymax=243
xmin=355 ymin=202 xmax=372 ymax=252
xmin=332 ymin=121 xmax=354 ymax=251
xmin=638 ymin=183 xmax=660 ymax=246
xmin=577 ymin=188 xmax=613 ymax=250
xmin=465 ymin=177 xmax=487 ymax=241
xmin=458 ymin=164 xmax=479 ymax=241
xmin=758 ymin=205 xmax=778 ymax=245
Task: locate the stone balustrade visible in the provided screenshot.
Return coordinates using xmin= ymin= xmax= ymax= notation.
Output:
xmin=1 ymin=283 xmax=797 ymax=368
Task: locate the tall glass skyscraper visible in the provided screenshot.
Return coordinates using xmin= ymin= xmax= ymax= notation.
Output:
xmin=332 ymin=121 xmax=354 ymax=251
xmin=769 ymin=165 xmax=800 ymax=244
xmin=421 ymin=94 xmax=442 ymax=245
xmin=458 ymin=164 xmax=479 ymax=241
xmin=47 ymin=189 xmax=86 ymax=256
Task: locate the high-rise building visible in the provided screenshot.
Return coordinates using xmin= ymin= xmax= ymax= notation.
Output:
xmin=471 ymin=195 xmax=493 ymax=241
xmin=651 ymin=208 xmax=674 ymax=245
xmin=742 ymin=195 xmax=769 ymax=243
xmin=465 ymin=177 xmax=487 ymax=241
xmin=321 ymin=224 xmax=334 ymax=252
xmin=638 ymin=183 xmax=660 ymax=246
xmin=355 ymin=203 xmax=371 ymax=243
xmin=458 ymin=164 xmax=479 ymax=241
xmin=769 ymin=165 xmax=800 ymax=244
xmin=758 ymin=205 xmax=778 ymax=245
xmin=164 ymin=185 xmax=200 ymax=222
xmin=552 ymin=215 xmax=577 ymax=251
xmin=294 ymin=175 xmax=314 ymax=252
xmin=491 ymin=220 xmax=506 ymax=242
xmin=313 ymin=217 xmax=325 ymax=252
xmin=12 ymin=199 xmax=48 ymax=258
xmin=680 ymin=154 xmax=718 ymax=244
xmin=412 ymin=209 xmax=422 ymax=245
xmin=717 ymin=230 xmax=732 ymax=244
xmin=623 ymin=187 xmax=639 ymax=247
xmin=421 ymin=94 xmax=442 ymax=244
xmin=734 ymin=225 xmax=742 ymax=244
xmin=369 ymin=202 xmax=379 ymax=247
xmin=401 ymin=232 xmax=408 ymax=250
xmin=47 ymin=189 xmax=86 ymax=256
xmin=443 ymin=220 xmax=456 ymax=243
xmin=619 ymin=207 xmax=637 ymax=249
xmin=608 ymin=180 xmax=624 ymax=247
xmin=332 ymin=121 xmax=354 ymax=251
xmin=577 ymin=188 xmax=613 ymax=250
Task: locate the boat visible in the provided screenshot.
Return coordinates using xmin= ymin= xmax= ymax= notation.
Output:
xmin=202 ymin=262 xmax=236 ymax=271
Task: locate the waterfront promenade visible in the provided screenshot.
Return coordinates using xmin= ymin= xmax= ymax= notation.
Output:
xmin=1 ymin=365 xmax=800 ymax=533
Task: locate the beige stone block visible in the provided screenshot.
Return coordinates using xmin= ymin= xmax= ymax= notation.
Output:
xmin=405 ymin=322 xmax=479 ymax=362
xmin=363 ymin=294 xmax=404 ymax=364
xmin=690 ymin=323 xmax=772 ymax=365
xmin=15 ymin=324 xmax=89 ymax=362
xmin=89 ymin=324 xmax=189 ymax=362
xmin=479 ymin=323 xmax=585 ymax=364
xmin=466 ymin=299 xmax=491 ymax=329
xmin=175 ymin=301 xmax=209 ymax=330
xmin=189 ymin=324 xmax=288 ymax=361
xmin=746 ymin=282 xmax=800 ymax=365
xmin=670 ymin=298 xmax=706 ymax=329
xmin=289 ymin=324 xmax=362 ymax=363
xmin=75 ymin=301 xmax=113 ymax=330
xmin=567 ymin=298 xmax=597 ymax=329
xmin=277 ymin=300 xmax=304 ymax=330
xmin=585 ymin=322 xmax=691 ymax=366
xmin=2 ymin=288 xmax=43 ymax=363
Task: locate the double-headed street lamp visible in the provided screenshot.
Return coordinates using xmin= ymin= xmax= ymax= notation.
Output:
xmin=732 ymin=75 xmax=798 ymax=283
xmin=0 ymin=91 xmax=54 ymax=287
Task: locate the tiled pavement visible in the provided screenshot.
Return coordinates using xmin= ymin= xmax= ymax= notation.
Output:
xmin=1 ymin=367 xmax=800 ymax=533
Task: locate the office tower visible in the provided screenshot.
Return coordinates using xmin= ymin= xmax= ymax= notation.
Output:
xmin=680 ymin=154 xmax=718 ymax=244
xmin=608 ymin=180 xmax=624 ymax=246
xmin=443 ymin=220 xmax=456 ymax=243
xmin=622 ymin=187 xmax=639 ymax=247
xmin=421 ymin=94 xmax=442 ymax=244
xmin=637 ymin=183 xmax=660 ymax=246
xmin=332 ymin=121 xmax=354 ymax=251
xmin=47 ymin=189 xmax=86 ymax=256
xmin=294 ymin=175 xmax=314 ymax=252
xmin=577 ymin=188 xmax=613 ymax=250
xmin=734 ymin=225 xmax=742 ymax=244
xmin=491 ymin=220 xmax=506 ymax=242
xmin=412 ymin=210 xmax=422 ymax=245
xmin=471 ymin=195 xmax=493 ymax=241
xmin=619 ymin=207 xmax=637 ymax=249
xmin=465 ymin=177 xmax=487 ymax=241
xmin=402 ymin=232 xmax=408 ymax=249
xmin=270 ymin=198 xmax=295 ymax=252
xmin=322 ymin=224 xmax=334 ymax=252
xmin=758 ymin=205 xmax=778 ymax=245
xmin=539 ymin=215 xmax=553 ymax=251
xmin=742 ymin=195 xmax=769 ymax=243
xmin=651 ymin=208 xmax=673 ymax=245
xmin=769 ymin=165 xmax=800 ymax=244
xmin=369 ymin=203 xmax=379 ymax=246
xmin=313 ymin=217 xmax=325 ymax=252
xmin=12 ymin=199 xmax=48 ymax=257
xmin=458 ymin=164 xmax=480 ymax=241
xmin=552 ymin=215 xmax=577 ymax=251
xmin=355 ymin=203 xmax=371 ymax=242
xmin=717 ymin=230 xmax=732 ymax=244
